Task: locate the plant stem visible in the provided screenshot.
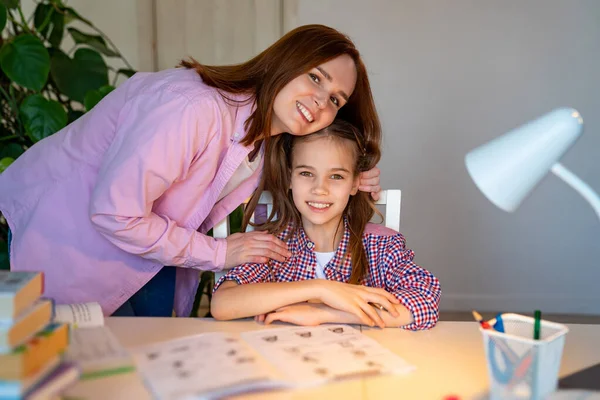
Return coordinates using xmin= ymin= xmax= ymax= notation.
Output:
xmin=0 ymin=135 xmax=19 ymax=142
xmin=16 ymin=6 xmax=31 ymax=33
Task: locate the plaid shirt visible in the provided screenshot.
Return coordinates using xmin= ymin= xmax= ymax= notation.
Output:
xmin=214 ymin=221 xmax=441 ymax=330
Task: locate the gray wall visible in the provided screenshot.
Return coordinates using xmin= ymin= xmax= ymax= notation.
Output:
xmin=285 ymin=0 xmax=600 ymax=314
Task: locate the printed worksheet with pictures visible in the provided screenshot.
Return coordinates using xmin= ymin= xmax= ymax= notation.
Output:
xmin=133 ymin=325 xmax=414 ymax=399
xmin=242 ymin=324 xmax=415 ymax=385
xmin=133 ymin=332 xmax=286 ymax=400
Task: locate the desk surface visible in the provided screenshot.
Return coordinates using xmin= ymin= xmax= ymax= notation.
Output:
xmin=64 ymin=318 xmax=600 ymax=400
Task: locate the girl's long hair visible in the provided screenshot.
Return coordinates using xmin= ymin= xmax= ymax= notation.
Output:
xmin=180 ymin=24 xmax=380 ymax=152
xmin=244 ymin=120 xmax=382 ymax=284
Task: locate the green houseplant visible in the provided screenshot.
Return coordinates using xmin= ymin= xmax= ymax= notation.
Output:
xmin=0 ymin=0 xmax=136 ymax=269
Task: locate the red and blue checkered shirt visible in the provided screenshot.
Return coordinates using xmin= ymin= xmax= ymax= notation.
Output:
xmin=214 ymin=221 xmax=441 ymax=330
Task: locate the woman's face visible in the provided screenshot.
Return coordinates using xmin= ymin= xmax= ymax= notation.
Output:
xmin=271 ymin=55 xmax=357 ymax=137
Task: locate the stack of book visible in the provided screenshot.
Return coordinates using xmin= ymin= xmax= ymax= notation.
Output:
xmin=0 ymin=271 xmax=80 ymax=399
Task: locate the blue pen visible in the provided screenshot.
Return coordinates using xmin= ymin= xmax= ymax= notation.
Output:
xmin=493 ymin=313 xmax=505 ymax=333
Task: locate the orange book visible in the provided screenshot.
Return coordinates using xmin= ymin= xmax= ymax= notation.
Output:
xmin=0 ymin=271 xmax=44 ymax=321
xmin=0 ymin=299 xmax=53 ymax=353
xmin=0 ymin=323 xmax=69 ymax=380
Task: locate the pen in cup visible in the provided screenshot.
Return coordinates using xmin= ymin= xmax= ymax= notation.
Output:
xmin=493 ymin=313 xmax=505 ymax=333
xmin=471 ymin=310 xmax=492 ymax=329
xmin=533 ymin=310 xmax=541 ymax=340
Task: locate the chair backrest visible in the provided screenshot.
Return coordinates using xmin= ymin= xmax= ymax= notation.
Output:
xmin=212 ymin=190 xmax=401 ymax=279
xmin=212 ymin=189 xmax=401 ymax=239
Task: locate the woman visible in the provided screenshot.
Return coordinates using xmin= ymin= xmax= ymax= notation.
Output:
xmin=0 ymin=24 xmax=383 ymax=318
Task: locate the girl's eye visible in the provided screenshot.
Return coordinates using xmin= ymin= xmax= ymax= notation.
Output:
xmin=300 ymin=171 xmax=313 ymax=177
xmin=309 ymin=73 xmax=320 ymax=83
xmin=330 ymin=96 xmax=339 ymax=107
xmin=331 ymin=174 xmax=344 ymax=180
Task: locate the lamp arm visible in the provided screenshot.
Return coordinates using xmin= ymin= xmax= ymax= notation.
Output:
xmin=551 ymin=162 xmax=600 ymax=222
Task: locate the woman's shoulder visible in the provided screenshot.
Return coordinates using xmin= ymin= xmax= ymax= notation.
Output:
xmin=363 ymin=223 xmax=402 ymax=239
xmin=362 ymin=223 xmax=407 ymax=250
xmin=125 ymin=68 xmax=248 ymax=112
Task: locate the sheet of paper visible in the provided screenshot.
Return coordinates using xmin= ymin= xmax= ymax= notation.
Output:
xmin=65 ymin=326 xmax=133 ymax=376
xmin=54 ymin=302 xmax=104 ymax=328
xmin=241 ymin=324 xmax=415 ymax=386
xmin=133 ymin=332 xmax=284 ymax=400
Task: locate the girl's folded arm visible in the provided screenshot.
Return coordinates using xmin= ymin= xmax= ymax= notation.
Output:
xmin=383 ymin=234 xmax=442 ymax=330
xmin=210 ymin=264 xmax=323 ymax=320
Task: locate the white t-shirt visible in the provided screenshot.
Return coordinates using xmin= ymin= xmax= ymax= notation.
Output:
xmin=218 ymin=154 xmax=262 ymax=201
xmin=314 ymin=251 xmax=335 ymax=279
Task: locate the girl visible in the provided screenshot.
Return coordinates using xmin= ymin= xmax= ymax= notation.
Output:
xmin=211 ymin=120 xmax=441 ymax=330
xmin=0 ymin=25 xmax=383 ymax=317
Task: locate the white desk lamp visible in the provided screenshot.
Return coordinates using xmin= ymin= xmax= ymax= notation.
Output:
xmin=465 ymin=108 xmax=600 ymax=220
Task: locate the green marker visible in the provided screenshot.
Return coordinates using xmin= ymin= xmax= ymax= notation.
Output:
xmin=533 ymin=310 xmax=541 ymax=340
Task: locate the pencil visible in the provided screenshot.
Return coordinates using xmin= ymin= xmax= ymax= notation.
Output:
xmin=472 ymin=310 xmax=492 ymax=329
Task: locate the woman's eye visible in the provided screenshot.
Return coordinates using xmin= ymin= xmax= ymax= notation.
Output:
xmin=330 ymin=96 xmax=339 ymax=106
xmin=300 ymin=171 xmax=313 ymax=177
xmin=331 ymin=174 xmax=344 ymax=180
xmin=309 ymin=73 xmax=320 ymax=83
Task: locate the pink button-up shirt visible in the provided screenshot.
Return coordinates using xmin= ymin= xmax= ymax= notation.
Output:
xmin=0 ymin=68 xmax=262 ymax=317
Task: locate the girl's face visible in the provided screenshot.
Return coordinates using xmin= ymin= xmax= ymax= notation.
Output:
xmin=271 ymin=55 xmax=357 ymax=137
xmin=289 ymin=136 xmax=360 ymax=233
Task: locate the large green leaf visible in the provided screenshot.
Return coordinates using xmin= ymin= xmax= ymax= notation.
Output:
xmin=19 ymin=94 xmax=68 ymax=142
xmin=117 ymin=68 xmax=136 ymax=78
xmin=0 ymin=143 xmax=24 ymax=160
xmin=35 ymin=3 xmax=64 ymax=47
xmin=68 ymin=27 xmax=118 ymax=57
xmin=50 ymin=48 xmax=108 ymax=103
xmin=0 ymin=157 xmax=14 ymax=173
xmin=84 ymin=85 xmax=114 ymax=111
xmin=0 ymin=0 xmax=17 ymax=9
xmin=0 ymin=4 xmax=7 ymax=32
xmin=0 ymin=35 xmax=50 ymax=91
xmin=34 ymin=3 xmax=53 ymax=37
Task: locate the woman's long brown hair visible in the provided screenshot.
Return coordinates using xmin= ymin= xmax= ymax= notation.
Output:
xmin=180 ymin=24 xmax=381 ymax=152
xmin=245 ymin=120 xmax=382 ymax=284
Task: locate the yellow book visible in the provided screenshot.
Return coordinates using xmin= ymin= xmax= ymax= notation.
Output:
xmin=0 ymin=271 xmax=44 ymax=321
xmin=0 ymin=299 xmax=53 ymax=353
xmin=0 ymin=323 xmax=69 ymax=380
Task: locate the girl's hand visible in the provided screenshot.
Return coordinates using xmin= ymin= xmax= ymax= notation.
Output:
xmin=317 ymin=281 xmax=400 ymax=328
xmin=263 ymin=303 xmax=330 ymax=326
xmin=359 ymin=167 xmax=381 ymax=201
xmin=224 ymin=231 xmax=291 ymax=269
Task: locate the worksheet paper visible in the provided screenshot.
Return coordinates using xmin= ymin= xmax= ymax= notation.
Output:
xmin=133 ymin=324 xmax=414 ymax=400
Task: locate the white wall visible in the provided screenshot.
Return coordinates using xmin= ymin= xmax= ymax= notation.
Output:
xmin=284 ymin=0 xmax=600 ymax=314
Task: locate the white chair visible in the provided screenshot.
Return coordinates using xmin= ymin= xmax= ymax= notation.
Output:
xmin=212 ymin=190 xmax=401 ymax=282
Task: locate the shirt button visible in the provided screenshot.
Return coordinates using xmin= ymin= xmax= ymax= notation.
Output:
xmin=307 ymin=265 xmax=313 ymax=271
xmin=233 ymin=132 xmax=240 ymax=139
xmin=307 ymin=242 xmax=314 ymax=249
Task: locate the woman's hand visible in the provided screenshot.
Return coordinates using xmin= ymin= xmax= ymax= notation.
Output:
xmin=259 ymin=303 xmax=331 ymax=326
xmin=316 ymin=281 xmax=400 ymax=328
xmin=224 ymin=231 xmax=291 ymax=269
xmin=359 ymin=167 xmax=381 ymax=201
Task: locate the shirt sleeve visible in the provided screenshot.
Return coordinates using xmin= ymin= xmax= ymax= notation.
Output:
xmin=382 ymin=234 xmax=441 ymax=330
xmin=89 ymin=89 xmax=227 ymax=270
xmin=213 ymin=262 xmax=273 ymax=292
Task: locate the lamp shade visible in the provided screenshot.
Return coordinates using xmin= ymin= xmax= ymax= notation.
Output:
xmin=465 ymin=108 xmax=584 ymax=212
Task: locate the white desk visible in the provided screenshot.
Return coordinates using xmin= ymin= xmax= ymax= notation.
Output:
xmin=64 ymin=318 xmax=600 ymax=400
